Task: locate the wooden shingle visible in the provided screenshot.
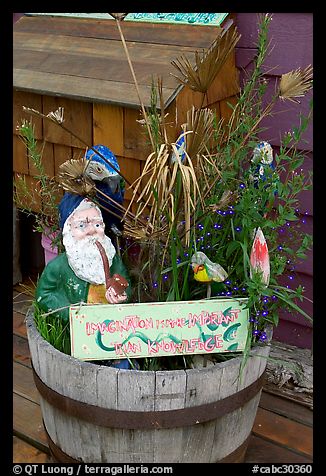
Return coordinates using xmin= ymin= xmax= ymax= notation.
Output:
xmin=13 ymin=14 xmax=239 ymax=213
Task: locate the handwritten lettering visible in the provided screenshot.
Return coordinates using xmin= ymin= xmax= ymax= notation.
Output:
xmin=147 ymin=335 xmax=223 ymax=355
xmin=128 ymin=13 xmax=221 ymax=25
xmin=188 ymin=310 xmax=241 ymax=327
xmin=85 ymin=315 xmax=153 ymax=336
xmin=71 ymin=300 xmax=249 ymax=360
xmin=114 ymin=341 xmax=142 ymax=356
xmin=156 ymin=317 xmax=186 ymax=329
xmin=84 ymin=310 xmax=241 ymax=336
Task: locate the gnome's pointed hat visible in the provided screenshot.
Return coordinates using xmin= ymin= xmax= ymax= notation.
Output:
xmin=58 ymin=194 xmax=101 ymax=231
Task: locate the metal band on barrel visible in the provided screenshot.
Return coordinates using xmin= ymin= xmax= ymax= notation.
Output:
xmin=32 ymin=364 xmax=265 ymax=430
xmin=43 ymin=421 xmax=251 ymax=464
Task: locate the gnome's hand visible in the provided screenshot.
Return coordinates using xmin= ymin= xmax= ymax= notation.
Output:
xmin=105 ymin=286 xmax=127 ymax=304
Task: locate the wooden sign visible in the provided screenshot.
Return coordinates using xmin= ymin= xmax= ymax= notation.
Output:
xmin=70 ymin=298 xmax=249 ymax=361
xmin=124 ymin=13 xmax=229 ymax=26
xmin=26 ymin=14 xmax=229 ymax=26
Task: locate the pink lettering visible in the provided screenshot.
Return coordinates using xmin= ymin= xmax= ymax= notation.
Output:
xmin=147 ymin=340 xmax=158 ymax=354
xmin=214 ymin=334 xmax=224 ymax=348
xmin=188 ymin=338 xmax=200 ymax=352
xmin=114 ymin=343 xmax=123 ymax=355
xmin=230 ymin=309 xmax=240 ymax=320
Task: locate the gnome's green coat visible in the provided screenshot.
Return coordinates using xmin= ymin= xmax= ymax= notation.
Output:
xmin=35 ymin=252 xmax=131 ymax=322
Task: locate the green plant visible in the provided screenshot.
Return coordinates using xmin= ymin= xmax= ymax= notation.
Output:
xmin=28 ymin=14 xmax=312 ymax=368
xmin=121 ymin=14 xmax=313 ymax=368
xmin=13 ymin=120 xmax=63 ymax=251
xmin=33 ymin=301 xmax=70 ymax=354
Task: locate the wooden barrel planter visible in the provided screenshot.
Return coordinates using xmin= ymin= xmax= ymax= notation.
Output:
xmin=26 ymin=310 xmax=271 ymax=463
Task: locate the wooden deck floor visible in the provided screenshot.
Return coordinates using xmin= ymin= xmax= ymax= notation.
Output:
xmin=13 ymin=287 xmax=313 ymax=464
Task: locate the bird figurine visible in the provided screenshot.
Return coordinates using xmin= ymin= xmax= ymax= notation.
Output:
xmin=85 ymin=144 xmax=125 ymax=235
xmin=251 ymin=141 xmax=274 ymax=180
xmin=171 ymin=133 xmax=186 ymax=164
xmin=85 ymin=144 xmax=123 ymax=195
xmin=191 ymin=251 xmax=228 ymax=298
xmin=249 ymin=141 xmax=278 ymax=190
xmin=248 ymin=141 xmax=279 ymax=217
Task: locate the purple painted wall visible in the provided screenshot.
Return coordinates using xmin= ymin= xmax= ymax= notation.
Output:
xmin=13 ymin=13 xmax=24 ymax=23
xmin=235 ymin=13 xmax=313 ymax=348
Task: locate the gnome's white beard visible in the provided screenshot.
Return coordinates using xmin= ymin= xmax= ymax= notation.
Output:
xmin=63 ymin=234 xmax=116 ymax=285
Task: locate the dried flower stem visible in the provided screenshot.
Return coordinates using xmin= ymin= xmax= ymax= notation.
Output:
xmin=22 ymin=106 xmax=135 ymax=190
xmin=95 ymin=188 xmax=148 ymax=227
xmin=114 ymin=18 xmax=156 ymax=151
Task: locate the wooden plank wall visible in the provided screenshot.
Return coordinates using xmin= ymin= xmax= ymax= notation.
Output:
xmin=235 ymin=13 xmax=313 ymax=349
xmin=13 ymin=93 xmax=140 ymax=210
xmin=13 ymin=42 xmax=239 ymax=213
xmin=13 ymin=16 xmax=220 ymax=110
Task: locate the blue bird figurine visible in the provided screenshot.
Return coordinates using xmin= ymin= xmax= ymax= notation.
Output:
xmin=171 ymin=131 xmax=187 ymax=164
xmin=85 ymin=144 xmax=124 ymax=234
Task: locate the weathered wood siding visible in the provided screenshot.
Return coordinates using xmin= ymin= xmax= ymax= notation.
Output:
xmin=235 ymin=13 xmax=313 ymax=348
xmin=13 ymin=15 xmax=239 ymax=215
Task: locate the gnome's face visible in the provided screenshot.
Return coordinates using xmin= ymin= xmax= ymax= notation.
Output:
xmin=69 ymin=207 xmax=106 ymax=241
xmin=62 ymin=201 xmax=116 ymax=284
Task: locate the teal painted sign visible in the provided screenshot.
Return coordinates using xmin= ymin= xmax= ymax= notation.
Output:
xmin=70 ymin=298 xmax=249 ymax=361
xmin=125 ymin=13 xmax=228 ymax=26
xmin=27 ymin=14 xmax=228 ymax=26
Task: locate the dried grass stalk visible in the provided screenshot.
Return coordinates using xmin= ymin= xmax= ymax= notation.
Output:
xmin=184 ymin=106 xmax=215 ymax=158
xmin=124 ymin=98 xmax=220 ymax=246
xmin=58 ymin=158 xmax=95 ymax=196
xmin=171 ymin=27 xmax=241 ymax=93
xmin=279 ymin=65 xmax=313 ymax=102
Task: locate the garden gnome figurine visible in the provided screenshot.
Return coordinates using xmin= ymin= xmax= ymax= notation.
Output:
xmin=36 ymin=196 xmax=131 ymax=321
xmin=85 ymin=144 xmax=124 ymax=235
xmin=35 ymin=196 xmax=132 ymax=368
